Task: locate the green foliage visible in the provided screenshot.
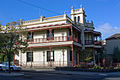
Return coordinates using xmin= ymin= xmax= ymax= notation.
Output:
xmin=92 ymin=65 xmax=114 ymax=69
xmin=97 ymin=46 xmax=106 ymax=66
xmin=0 ymin=54 xmax=13 ymax=63
xmin=79 ymin=49 xmax=93 ymax=62
xmin=92 ymin=65 xmax=103 ymax=69
xmin=0 ymin=20 xmax=28 ymax=63
xmin=0 ymin=20 xmax=28 ymax=73
xmin=75 ymin=63 xmax=87 ymax=68
xmin=99 ymin=46 xmax=105 ymax=59
xmin=114 ymin=67 xmax=120 ymax=69
xmin=0 ymin=54 xmax=4 ymax=63
xmin=106 ymin=67 xmax=114 ymax=69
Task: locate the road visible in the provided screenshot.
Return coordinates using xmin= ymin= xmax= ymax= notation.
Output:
xmin=0 ymin=71 xmax=120 ymax=80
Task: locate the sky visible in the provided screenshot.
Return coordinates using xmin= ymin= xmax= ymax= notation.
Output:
xmin=0 ymin=0 xmax=120 ymax=39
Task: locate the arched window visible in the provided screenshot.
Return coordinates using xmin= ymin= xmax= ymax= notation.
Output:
xmin=74 ymin=17 xmax=76 ymax=23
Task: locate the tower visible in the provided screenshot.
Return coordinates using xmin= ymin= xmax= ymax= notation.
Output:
xmin=70 ymin=5 xmax=86 ymax=24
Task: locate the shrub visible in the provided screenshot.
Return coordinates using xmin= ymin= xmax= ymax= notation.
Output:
xmin=92 ymin=65 xmax=103 ymax=69
xmin=114 ymin=67 xmax=120 ymax=69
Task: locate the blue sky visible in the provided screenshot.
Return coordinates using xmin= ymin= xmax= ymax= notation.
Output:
xmin=0 ymin=0 xmax=120 ymax=39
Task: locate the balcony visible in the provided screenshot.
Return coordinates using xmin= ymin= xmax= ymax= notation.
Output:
xmin=85 ymin=40 xmax=101 ymax=46
xmin=28 ymin=36 xmax=81 ymax=44
xmin=85 ymin=40 xmax=93 ymax=45
xmin=94 ymin=41 xmax=102 ymax=46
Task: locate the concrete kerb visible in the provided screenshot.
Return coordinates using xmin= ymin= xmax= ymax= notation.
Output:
xmin=21 ymin=69 xmax=101 ymax=76
xmin=0 ymin=72 xmax=24 ymax=77
xmin=49 ymin=71 xmax=100 ymax=75
xmin=21 ymin=69 xmax=120 ymax=76
xmin=51 ymin=71 xmax=120 ymax=76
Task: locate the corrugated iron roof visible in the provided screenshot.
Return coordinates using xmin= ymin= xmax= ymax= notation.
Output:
xmin=106 ymin=33 xmax=120 ymax=40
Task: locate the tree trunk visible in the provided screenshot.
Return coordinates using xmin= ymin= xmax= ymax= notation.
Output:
xmin=8 ymin=53 xmax=11 ymax=73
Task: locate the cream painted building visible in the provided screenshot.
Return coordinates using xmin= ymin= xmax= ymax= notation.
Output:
xmin=15 ymin=6 xmax=102 ymax=67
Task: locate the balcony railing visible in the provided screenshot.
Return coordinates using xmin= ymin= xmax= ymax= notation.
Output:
xmin=27 ymin=36 xmax=81 ymax=44
xmin=94 ymin=41 xmax=102 ymax=46
xmin=85 ymin=40 xmax=101 ymax=45
xmin=85 ymin=40 xmax=93 ymax=45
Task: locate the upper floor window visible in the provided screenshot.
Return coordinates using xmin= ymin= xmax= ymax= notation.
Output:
xmin=52 ymin=30 xmax=54 ymax=39
xmin=27 ymin=32 xmax=33 ymax=40
xmin=85 ymin=34 xmax=93 ymax=44
xmin=62 ymin=33 xmax=65 ymax=36
xmin=74 ymin=17 xmax=76 ymax=24
xmin=47 ymin=30 xmax=54 ymax=40
xmin=78 ymin=16 xmax=80 ymax=23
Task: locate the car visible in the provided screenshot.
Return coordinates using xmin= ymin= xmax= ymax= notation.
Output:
xmin=1 ymin=62 xmax=21 ymax=71
xmin=0 ymin=64 xmax=6 ymax=71
xmin=10 ymin=65 xmax=21 ymax=71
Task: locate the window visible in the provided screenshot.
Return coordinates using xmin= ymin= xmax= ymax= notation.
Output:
xmin=62 ymin=33 xmax=64 ymax=36
xmin=27 ymin=52 xmax=33 ymax=62
xmin=47 ymin=51 xmax=54 ymax=62
xmin=27 ymin=32 xmax=33 ymax=40
xmin=78 ymin=16 xmax=80 ymax=23
xmin=70 ymin=50 xmax=72 ymax=61
xmin=43 ymin=34 xmax=45 ymax=38
xmin=47 ymin=30 xmax=54 ymax=40
xmin=74 ymin=17 xmax=76 ymax=24
xmin=51 ymin=30 xmax=54 ymax=40
xmin=43 ymin=51 xmax=45 ymax=62
xmin=67 ymin=31 xmax=70 ymax=40
xmin=47 ymin=30 xmax=50 ymax=40
xmin=69 ymin=29 xmax=71 ymax=35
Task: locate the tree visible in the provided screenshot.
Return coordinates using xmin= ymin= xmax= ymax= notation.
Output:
xmin=0 ymin=20 xmax=28 ymax=73
xmin=79 ymin=49 xmax=93 ymax=62
xmin=96 ymin=46 xmax=105 ymax=66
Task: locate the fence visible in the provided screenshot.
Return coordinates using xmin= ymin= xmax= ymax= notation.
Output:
xmin=19 ymin=61 xmax=73 ymax=67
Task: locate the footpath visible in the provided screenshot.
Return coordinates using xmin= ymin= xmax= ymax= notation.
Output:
xmin=1 ymin=68 xmax=120 ymax=77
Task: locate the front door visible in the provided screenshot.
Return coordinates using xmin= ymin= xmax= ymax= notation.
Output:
xmin=47 ymin=51 xmax=54 ymax=67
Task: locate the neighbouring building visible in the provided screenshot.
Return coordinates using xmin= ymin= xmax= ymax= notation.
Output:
xmin=106 ymin=33 xmax=120 ymax=63
xmin=15 ymin=5 xmax=102 ymax=67
xmin=106 ymin=33 xmax=120 ymax=54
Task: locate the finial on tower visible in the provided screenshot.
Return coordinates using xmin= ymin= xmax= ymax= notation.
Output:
xmin=81 ymin=4 xmax=83 ymax=8
xmin=71 ymin=6 xmax=74 ymax=9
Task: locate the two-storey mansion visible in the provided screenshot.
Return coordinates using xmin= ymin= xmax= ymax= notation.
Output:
xmin=15 ymin=6 xmax=102 ymax=67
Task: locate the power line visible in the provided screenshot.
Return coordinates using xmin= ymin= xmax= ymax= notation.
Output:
xmin=16 ymin=0 xmax=61 ymax=15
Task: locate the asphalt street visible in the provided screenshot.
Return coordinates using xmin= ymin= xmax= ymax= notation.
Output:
xmin=0 ymin=71 xmax=120 ymax=80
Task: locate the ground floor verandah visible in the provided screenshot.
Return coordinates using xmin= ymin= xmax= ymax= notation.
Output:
xmin=15 ymin=45 xmax=101 ymax=68
xmin=17 ymin=45 xmax=81 ymax=67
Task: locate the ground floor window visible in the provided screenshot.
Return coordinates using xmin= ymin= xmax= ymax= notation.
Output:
xmin=70 ymin=50 xmax=72 ymax=61
xmin=47 ymin=51 xmax=54 ymax=62
xmin=27 ymin=52 xmax=33 ymax=62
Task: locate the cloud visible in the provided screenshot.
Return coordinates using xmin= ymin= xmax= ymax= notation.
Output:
xmin=95 ymin=23 xmax=120 ymax=39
